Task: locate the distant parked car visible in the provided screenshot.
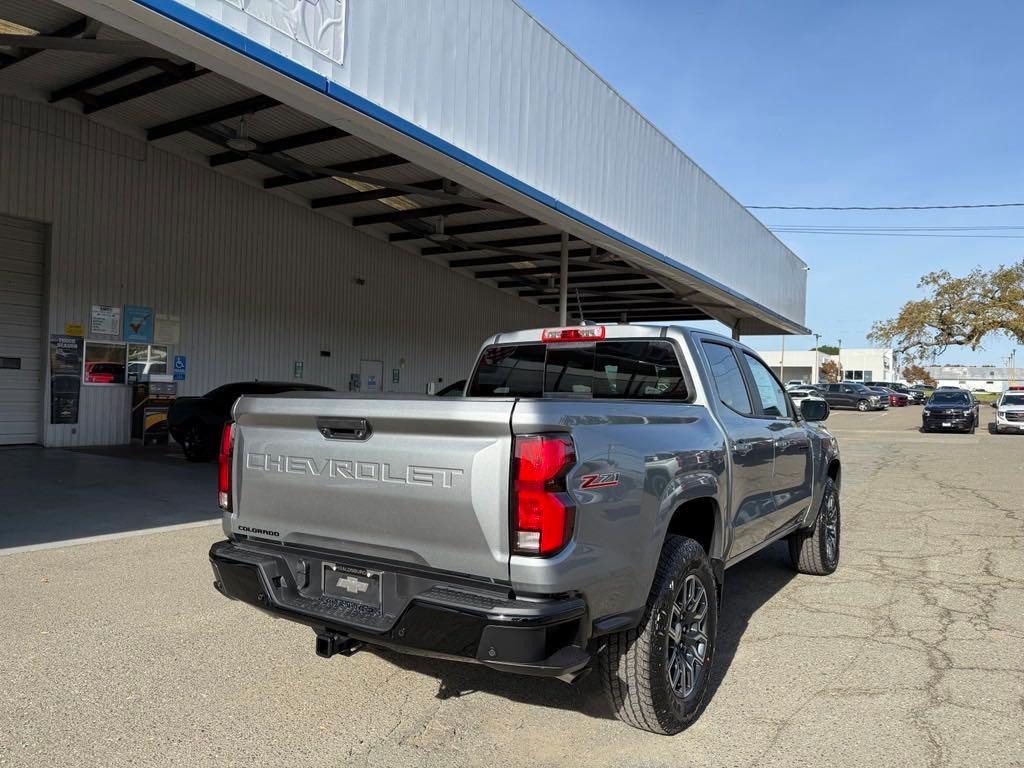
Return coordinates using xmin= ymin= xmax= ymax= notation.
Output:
xmin=823 ymin=382 xmax=886 ymax=411
xmin=868 ymin=386 xmax=908 ymax=407
xmin=992 ymin=390 xmax=1024 ymax=433
xmin=169 ymin=381 xmax=334 ymax=461
xmin=787 ymin=385 xmax=825 ymax=405
xmin=921 ymin=390 xmax=979 ymax=433
xmin=784 ymin=380 xmax=806 ymax=388
xmin=866 ymin=381 xmax=923 ymax=404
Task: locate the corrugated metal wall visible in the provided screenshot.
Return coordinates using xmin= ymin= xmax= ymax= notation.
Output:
xmin=0 ymin=95 xmax=555 ymax=447
xmin=167 ymin=0 xmax=807 ymax=325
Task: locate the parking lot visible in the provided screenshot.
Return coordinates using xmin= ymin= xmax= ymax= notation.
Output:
xmin=1 ymin=405 xmax=1022 ymax=768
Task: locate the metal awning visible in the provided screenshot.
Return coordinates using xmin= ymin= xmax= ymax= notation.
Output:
xmin=0 ymin=0 xmax=804 ymax=334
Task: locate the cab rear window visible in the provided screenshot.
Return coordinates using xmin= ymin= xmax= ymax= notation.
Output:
xmin=468 ymin=340 xmax=689 ymax=400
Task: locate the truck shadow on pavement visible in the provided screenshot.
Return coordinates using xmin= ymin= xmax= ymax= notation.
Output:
xmin=367 ymin=541 xmax=795 ymax=722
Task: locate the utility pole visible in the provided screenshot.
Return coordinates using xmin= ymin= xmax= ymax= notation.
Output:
xmin=780 ymin=335 xmax=786 ymax=384
xmin=837 ymin=338 xmax=843 ymax=381
xmin=813 ymin=333 xmax=821 ymax=384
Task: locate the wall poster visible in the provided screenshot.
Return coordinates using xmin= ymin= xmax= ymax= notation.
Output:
xmin=49 ymin=334 xmax=83 ymax=424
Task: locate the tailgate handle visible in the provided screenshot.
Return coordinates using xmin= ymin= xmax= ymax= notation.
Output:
xmin=317 ymin=417 xmax=372 ymax=441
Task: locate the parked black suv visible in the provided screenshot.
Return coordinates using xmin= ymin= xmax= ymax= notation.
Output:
xmin=921 ymin=390 xmax=979 ymax=433
xmin=823 ymin=382 xmax=885 ymax=411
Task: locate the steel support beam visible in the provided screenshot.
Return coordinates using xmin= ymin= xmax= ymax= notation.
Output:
xmin=82 ymin=63 xmax=207 ymax=113
xmin=49 ymin=58 xmax=158 ymax=103
xmin=558 ymin=232 xmax=569 ymax=326
xmin=352 ymin=203 xmax=477 ymax=227
xmin=447 ymin=246 xmax=595 ymax=269
xmin=310 ymin=178 xmax=446 ymax=209
xmin=0 ymin=17 xmax=89 ymax=72
xmin=422 ymin=233 xmax=578 ymax=257
xmin=389 ymin=217 xmax=540 ymax=242
xmin=262 ymin=153 xmax=407 ymax=189
xmin=209 ymin=126 xmax=348 ymax=167
xmin=147 ymin=95 xmax=279 ymax=141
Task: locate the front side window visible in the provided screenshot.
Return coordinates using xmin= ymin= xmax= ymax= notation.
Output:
xmin=743 ymin=353 xmax=792 ymax=418
xmin=701 ymin=342 xmax=752 ymax=415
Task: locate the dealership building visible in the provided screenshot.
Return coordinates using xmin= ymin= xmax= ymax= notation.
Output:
xmin=761 ymin=348 xmax=894 ymax=385
xmin=0 ymin=0 xmax=809 ymax=448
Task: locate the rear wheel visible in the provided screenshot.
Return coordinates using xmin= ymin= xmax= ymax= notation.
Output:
xmin=181 ymin=422 xmax=214 ymax=462
xmin=856 ymin=399 xmax=869 ymax=412
xmin=599 ymin=536 xmax=717 ymax=735
xmin=788 ymin=477 xmax=840 ymax=575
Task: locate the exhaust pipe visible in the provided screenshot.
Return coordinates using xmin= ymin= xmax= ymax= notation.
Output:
xmin=315 ymin=631 xmax=362 ymax=659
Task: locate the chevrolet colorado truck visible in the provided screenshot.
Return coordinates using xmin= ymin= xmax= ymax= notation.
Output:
xmin=209 ymin=324 xmax=842 ymax=734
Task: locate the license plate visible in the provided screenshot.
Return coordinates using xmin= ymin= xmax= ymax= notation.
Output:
xmin=323 ymin=564 xmax=382 ymax=612
xmin=941 ymin=422 xmax=952 ymax=427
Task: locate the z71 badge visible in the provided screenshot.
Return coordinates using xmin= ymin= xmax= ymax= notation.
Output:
xmin=580 ymin=472 xmax=620 ymax=489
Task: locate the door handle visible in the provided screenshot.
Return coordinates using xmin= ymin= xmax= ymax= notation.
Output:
xmin=732 ymin=441 xmax=754 ymax=456
xmin=317 ymin=417 xmax=372 ymax=441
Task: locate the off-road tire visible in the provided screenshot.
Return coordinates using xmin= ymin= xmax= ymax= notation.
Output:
xmin=599 ymin=535 xmax=717 ymax=735
xmin=788 ymin=477 xmax=840 ymax=575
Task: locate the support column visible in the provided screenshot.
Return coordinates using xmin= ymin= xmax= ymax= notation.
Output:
xmin=558 ymin=231 xmax=569 ymax=325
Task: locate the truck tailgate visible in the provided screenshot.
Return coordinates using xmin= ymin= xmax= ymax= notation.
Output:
xmin=230 ymin=394 xmax=515 ymax=581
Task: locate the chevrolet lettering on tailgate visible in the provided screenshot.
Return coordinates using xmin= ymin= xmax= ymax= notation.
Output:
xmin=245 ymin=452 xmax=465 ymax=488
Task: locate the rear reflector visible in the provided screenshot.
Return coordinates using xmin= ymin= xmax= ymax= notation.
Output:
xmin=512 ymin=434 xmax=576 ymax=556
xmin=541 ymin=325 xmax=605 ymax=343
xmin=218 ymin=422 xmax=234 ymax=511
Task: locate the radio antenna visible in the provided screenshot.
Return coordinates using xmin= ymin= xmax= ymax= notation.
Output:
xmin=575 ymin=288 xmax=586 ymax=324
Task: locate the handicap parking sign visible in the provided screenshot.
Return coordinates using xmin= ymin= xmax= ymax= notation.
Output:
xmin=173 ymin=355 xmax=187 ymax=381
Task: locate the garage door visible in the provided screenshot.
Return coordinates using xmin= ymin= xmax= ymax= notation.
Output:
xmin=0 ymin=215 xmax=46 ymax=445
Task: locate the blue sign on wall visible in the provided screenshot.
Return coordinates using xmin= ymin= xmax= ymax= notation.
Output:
xmin=123 ymin=305 xmax=154 ymax=344
xmin=173 ymin=355 xmax=187 ymax=381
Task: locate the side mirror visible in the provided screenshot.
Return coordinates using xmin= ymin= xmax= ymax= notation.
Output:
xmin=800 ymin=398 xmax=830 ymax=422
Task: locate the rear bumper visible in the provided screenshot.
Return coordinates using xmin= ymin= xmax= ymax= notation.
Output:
xmin=209 ymin=540 xmax=590 ymax=679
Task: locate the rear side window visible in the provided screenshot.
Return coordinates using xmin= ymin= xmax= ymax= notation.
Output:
xmin=701 ymin=342 xmax=752 ymax=415
xmin=468 ymin=340 xmax=689 ymax=400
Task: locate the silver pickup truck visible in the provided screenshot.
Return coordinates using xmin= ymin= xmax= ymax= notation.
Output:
xmin=209 ymin=324 xmax=841 ymax=734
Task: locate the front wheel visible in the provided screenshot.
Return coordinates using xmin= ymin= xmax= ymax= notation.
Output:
xmin=857 ymin=399 xmax=869 ymax=412
xmin=788 ymin=477 xmax=840 ymax=575
xmin=599 ymin=536 xmax=717 ymax=735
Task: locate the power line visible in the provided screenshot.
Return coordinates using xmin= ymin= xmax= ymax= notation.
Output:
xmin=768 ymin=224 xmax=1024 ymax=231
xmin=749 ymin=202 xmax=1024 ymax=211
xmin=768 ymin=229 xmax=1024 ymax=239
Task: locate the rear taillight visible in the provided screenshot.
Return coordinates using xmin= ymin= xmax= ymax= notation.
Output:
xmin=512 ymin=434 xmax=576 ymax=556
xmin=218 ymin=422 xmax=234 ymax=511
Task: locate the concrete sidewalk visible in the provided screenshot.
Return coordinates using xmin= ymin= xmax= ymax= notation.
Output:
xmin=0 ymin=445 xmax=218 ymax=552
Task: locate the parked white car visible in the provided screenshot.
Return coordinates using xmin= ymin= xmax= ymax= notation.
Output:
xmin=993 ymin=391 xmax=1024 ymax=433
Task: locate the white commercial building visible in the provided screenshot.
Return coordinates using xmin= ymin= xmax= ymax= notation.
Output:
xmin=926 ymin=366 xmax=1024 ymax=394
xmin=762 ymin=348 xmax=894 ymax=385
xmin=0 ymin=0 xmax=809 ymax=447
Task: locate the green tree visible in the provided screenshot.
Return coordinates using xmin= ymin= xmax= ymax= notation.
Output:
xmin=869 ymin=260 xmax=1024 ymax=361
xmin=810 ymin=344 xmax=840 ymax=356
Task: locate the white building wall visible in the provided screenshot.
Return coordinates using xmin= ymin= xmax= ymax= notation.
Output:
xmin=0 ymin=95 xmax=556 ymax=447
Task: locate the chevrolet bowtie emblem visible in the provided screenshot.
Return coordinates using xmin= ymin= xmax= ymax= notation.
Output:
xmin=336 ymin=576 xmax=369 ymax=594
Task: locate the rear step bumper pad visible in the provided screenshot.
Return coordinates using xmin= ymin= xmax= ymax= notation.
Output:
xmin=209 ymin=539 xmax=590 ymax=678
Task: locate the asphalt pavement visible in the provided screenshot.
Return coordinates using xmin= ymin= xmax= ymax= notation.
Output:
xmin=1 ymin=406 xmax=1022 ymax=767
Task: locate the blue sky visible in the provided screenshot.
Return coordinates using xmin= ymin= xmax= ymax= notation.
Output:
xmin=519 ymin=0 xmax=1022 ymax=366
